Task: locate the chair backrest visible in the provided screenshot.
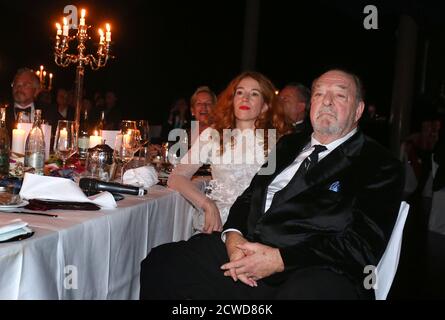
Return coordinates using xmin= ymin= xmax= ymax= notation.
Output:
xmin=428 ymin=188 xmax=445 ymax=235
xmin=374 ymin=201 xmax=409 ymax=300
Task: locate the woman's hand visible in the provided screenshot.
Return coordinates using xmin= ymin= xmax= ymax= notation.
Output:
xmin=201 ymin=198 xmax=222 ymax=234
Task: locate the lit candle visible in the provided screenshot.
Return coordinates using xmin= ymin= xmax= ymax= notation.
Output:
xmin=42 ymin=71 xmax=46 ymax=88
xmin=49 ymin=73 xmax=53 ymax=89
xmin=39 ymin=65 xmax=44 ymax=83
xmin=63 ymin=17 xmax=69 ymax=36
xmin=105 ymin=23 xmax=111 ymax=42
xmin=80 ymin=9 xmax=86 ymax=26
xmin=56 ymin=22 xmax=62 ymax=38
xmin=12 ymin=125 xmax=26 ymax=155
xmin=98 ymin=28 xmax=105 ymax=44
xmin=89 ymin=130 xmax=103 ymax=148
xmin=60 ymin=127 xmax=68 ymax=139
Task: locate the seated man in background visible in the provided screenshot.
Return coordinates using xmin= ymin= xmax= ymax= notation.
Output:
xmin=140 ymin=69 xmax=404 ymax=300
xmin=6 ymin=68 xmax=42 ymax=133
xmin=278 ymin=82 xmax=312 ymax=136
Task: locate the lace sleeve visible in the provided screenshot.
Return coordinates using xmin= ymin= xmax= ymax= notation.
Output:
xmin=167 ymin=128 xmax=214 ymax=209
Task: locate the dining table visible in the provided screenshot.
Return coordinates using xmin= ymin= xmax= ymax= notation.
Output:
xmin=0 ymin=183 xmax=201 ymax=300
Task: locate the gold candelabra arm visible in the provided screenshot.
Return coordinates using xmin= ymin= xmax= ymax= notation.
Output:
xmin=54 ymin=52 xmax=79 ymax=67
xmin=54 ymin=35 xmax=80 ymax=67
xmin=87 ymin=44 xmax=113 ymax=70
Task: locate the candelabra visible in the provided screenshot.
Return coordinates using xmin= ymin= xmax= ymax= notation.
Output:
xmin=35 ymin=65 xmax=53 ymax=91
xmin=54 ymin=8 xmax=113 ymax=136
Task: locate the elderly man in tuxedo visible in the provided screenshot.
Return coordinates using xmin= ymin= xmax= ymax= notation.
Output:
xmin=5 ymin=68 xmax=41 ymax=133
xmin=140 ymin=69 xmax=404 ymax=300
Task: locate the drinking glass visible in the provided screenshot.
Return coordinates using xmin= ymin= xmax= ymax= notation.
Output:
xmin=54 ymin=120 xmax=76 ymax=168
xmin=113 ymin=131 xmax=138 ymax=183
xmin=136 ymin=120 xmax=150 ymax=146
xmin=17 ymin=111 xmax=31 ymax=123
xmin=136 ymin=120 xmax=150 ymax=165
xmin=120 ymin=120 xmax=137 ymax=134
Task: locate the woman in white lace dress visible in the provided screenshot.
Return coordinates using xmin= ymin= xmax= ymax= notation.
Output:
xmin=168 ymin=71 xmax=291 ymax=233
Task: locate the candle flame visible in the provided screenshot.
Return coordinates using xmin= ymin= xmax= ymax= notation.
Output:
xmin=98 ymin=28 xmax=104 ymax=36
xmin=81 ymin=9 xmax=86 ymax=18
xmin=63 ymin=17 xmax=68 ymax=26
xmin=56 ymin=22 xmax=61 ymax=30
xmin=17 ymin=123 xmax=22 ymax=130
xmin=40 ymin=65 xmax=44 ymax=71
xmin=106 ymin=23 xmax=111 ymax=32
xmin=43 ymin=71 xmax=47 ymax=77
xmin=36 ymin=71 xmax=40 ymax=76
xmin=94 ymin=130 xmax=99 ymax=136
xmin=49 ymin=73 xmax=53 ymax=79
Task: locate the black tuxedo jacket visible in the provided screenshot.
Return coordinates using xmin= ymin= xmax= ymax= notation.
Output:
xmin=433 ymin=132 xmax=445 ymax=191
xmin=292 ymin=118 xmax=312 ymax=137
xmin=224 ymin=130 xmax=404 ymax=284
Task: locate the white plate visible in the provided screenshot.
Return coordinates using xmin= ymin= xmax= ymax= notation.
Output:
xmin=0 ymin=200 xmax=29 ymax=209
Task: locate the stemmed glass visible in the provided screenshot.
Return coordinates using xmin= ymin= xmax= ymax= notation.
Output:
xmin=54 ymin=120 xmax=77 ymax=168
xmin=113 ymin=130 xmax=139 ymax=183
xmin=136 ymin=120 xmax=150 ymax=146
xmin=17 ymin=111 xmax=31 ymax=123
xmin=136 ymin=120 xmax=150 ymax=165
xmin=120 ymin=120 xmax=137 ymax=133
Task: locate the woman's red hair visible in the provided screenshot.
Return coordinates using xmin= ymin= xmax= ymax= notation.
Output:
xmin=210 ymin=71 xmax=291 ymax=154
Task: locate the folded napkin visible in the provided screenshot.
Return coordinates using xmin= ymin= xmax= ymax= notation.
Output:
xmin=19 ymin=173 xmax=117 ymax=209
xmin=123 ymin=165 xmax=158 ymax=189
xmin=0 ymin=218 xmax=33 ymax=242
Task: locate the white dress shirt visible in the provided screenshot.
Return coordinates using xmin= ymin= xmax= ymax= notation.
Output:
xmin=222 ymin=128 xmax=358 ymax=242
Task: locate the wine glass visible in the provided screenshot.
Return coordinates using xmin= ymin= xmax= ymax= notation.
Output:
xmin=17 ymin=111 xmax=31 ymax=123
xmin=136 ymin=120 xmax=150 ymax=165
xmin=120 ymin=120 xmax=137 ymax=134
xmin=54 ymin=120 xmax=76 ymax=168
xmin=113 ymin=131 xmax=138 ymax=183
xmin=136 ymin=120 xmax=150 ymax=146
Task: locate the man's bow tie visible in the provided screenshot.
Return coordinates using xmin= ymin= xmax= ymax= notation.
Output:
xmin=15 ymin=106 xmax=32 ymax=114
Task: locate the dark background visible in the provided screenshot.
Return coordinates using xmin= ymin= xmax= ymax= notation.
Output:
xmin=0 ymin=0 xmax=444 ymax=126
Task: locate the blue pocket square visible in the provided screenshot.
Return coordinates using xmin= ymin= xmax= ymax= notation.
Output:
xmin=329 ymin=181 xmax=341 ymax=192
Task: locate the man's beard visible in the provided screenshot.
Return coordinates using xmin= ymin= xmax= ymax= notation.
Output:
xmin=313 ymin=107 xmax=341 ymax=135
xmin=313 ymin=121 xmax=341 ymax=135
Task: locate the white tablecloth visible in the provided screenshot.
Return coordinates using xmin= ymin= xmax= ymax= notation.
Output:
xmin=0 ymin=185 xmax=198 ymax=300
